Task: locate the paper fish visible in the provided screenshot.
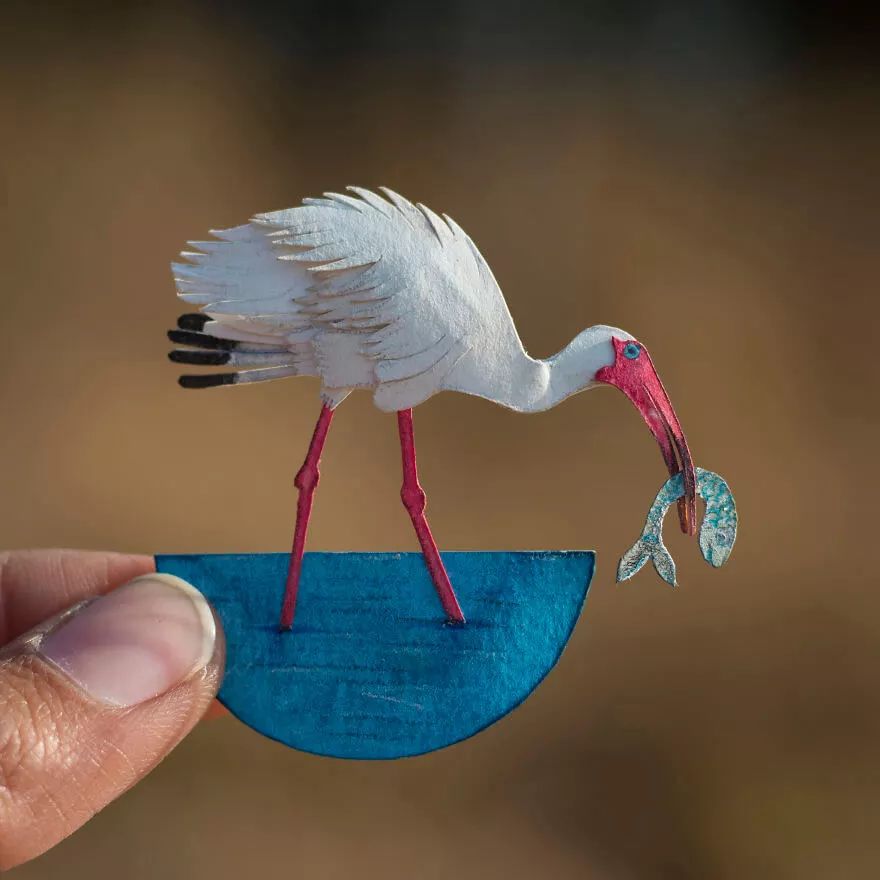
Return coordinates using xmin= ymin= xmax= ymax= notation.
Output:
xmin=616 ymin=468 xmax=738 ymax=586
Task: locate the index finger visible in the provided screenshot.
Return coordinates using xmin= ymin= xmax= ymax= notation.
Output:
xmin=0 ymin=550 xmax=154 ymax=645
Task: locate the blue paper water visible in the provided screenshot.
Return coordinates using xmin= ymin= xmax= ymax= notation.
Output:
xmin=155 ymin=551 xmax=593 ymax=759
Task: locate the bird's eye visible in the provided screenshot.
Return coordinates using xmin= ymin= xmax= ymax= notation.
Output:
xmin=623 ymin=342 xmax=641 ymax=360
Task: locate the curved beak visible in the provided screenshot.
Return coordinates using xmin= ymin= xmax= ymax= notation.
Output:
xmin=596 ymin=344 xmax=697 ymax=536
xmin=630 ymin=379 xmax=697 ymax=535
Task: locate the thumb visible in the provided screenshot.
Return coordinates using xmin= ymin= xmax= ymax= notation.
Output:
xmin=0 ymin=573 xmax=224 ymax=869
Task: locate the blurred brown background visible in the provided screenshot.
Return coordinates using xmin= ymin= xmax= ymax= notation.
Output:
xmin=2 ymin=1 xmax=879 ymax=877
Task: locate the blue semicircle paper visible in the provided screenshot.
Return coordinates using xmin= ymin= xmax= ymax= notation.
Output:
xmin=155 ymin=551 xmax=594 ymax=759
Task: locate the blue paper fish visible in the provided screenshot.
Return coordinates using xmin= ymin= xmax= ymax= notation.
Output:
xmin=617 ymin=468 xmax=737 ymax=586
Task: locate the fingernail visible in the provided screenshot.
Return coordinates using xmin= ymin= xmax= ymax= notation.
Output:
xmin=40 ymin=574 xmax=216 ymax=707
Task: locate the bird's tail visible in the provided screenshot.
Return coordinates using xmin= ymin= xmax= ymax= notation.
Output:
xmin=169 ymin=220 xmax=318 ymax=388
xmin=167 ymin=312 xmax=313 ymax=389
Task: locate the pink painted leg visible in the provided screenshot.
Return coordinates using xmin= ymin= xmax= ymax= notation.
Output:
xmin=279 ymin=404 xmax=334 ymax=631
xmin=397 ymin=409 xmax=466 ymax=625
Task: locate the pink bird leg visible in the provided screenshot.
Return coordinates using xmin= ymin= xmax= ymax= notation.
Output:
xmin=279 ymin=404 xmax=334 ymax=630
xmin=397 ymin=409 xmax=466 ymax=625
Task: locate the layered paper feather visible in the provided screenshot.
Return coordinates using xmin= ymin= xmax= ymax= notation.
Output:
xmin=172 ymin=187 xmax=526 ymax=410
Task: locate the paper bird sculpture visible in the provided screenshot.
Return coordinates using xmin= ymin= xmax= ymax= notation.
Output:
xmin=162 ymin=187 xmax=735 ymax=758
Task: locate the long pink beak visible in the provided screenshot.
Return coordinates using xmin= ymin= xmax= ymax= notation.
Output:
xmin=596 ymin=341 xmax=697 ymax=536
xmin=628 ymin=378 xmax=697 ymax=536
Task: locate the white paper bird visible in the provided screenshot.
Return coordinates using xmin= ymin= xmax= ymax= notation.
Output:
xmin=169 ymin=187 xmax=697 ymax=630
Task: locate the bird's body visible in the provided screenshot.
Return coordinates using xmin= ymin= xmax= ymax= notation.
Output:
xmin=171 ymin=187 xmax=617 ymax=413
xmin=170 ymin=187 xmax=697 ymax=630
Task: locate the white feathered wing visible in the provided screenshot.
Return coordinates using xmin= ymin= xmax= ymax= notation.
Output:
xmin=172 ymin=187 xmax=527 ymax=410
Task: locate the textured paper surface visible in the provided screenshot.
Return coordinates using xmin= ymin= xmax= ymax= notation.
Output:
xmin=155 ymin=551 xmax=593 ymax=759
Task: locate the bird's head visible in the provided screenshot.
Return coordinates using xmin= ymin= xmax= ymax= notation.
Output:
xmin=588 ymin=328 xmax=697 ymax=536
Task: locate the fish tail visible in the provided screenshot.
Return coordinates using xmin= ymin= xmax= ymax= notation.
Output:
xmin=648 ymin=544 xmax=677 ymax=587
xmin=616 ymin=540 xmax=651 ymax=583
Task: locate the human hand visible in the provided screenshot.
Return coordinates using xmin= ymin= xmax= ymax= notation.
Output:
xmin=0 ymin=550 xmax=225 ymax=869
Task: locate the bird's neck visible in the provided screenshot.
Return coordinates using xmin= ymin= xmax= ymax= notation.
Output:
xmin=491 ymin=345 xmax=603 ymax=413
xmin=445 ymin=328 xmax=614 ymax=412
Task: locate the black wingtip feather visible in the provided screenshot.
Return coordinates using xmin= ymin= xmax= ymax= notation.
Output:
xmin=177 ymin=313 xmax=210 ymax=331
xmin=167 ymin=329 xmax=237 ymax=350
xmin=168 ymin=349 xmax=231 ymax=366
xmin=178 ymin=373 xmax=238 ymax=389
